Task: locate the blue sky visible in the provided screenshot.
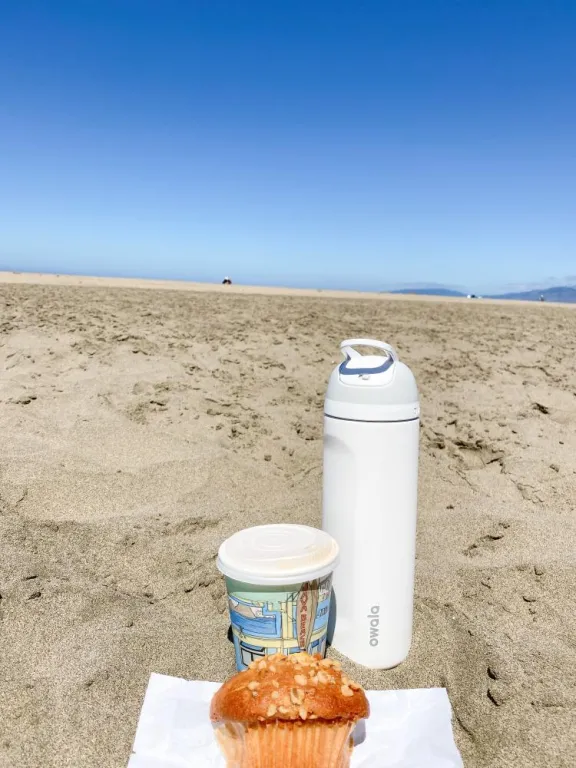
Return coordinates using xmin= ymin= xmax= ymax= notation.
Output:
xmin=1 ymin=1 xmax=575 ymax=293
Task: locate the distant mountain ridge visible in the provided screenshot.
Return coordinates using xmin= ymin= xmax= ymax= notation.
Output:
xmin=391 ymin=285 xmax=576 ymax=303
xmin=488 ymin=286 xmax=576 ymax=302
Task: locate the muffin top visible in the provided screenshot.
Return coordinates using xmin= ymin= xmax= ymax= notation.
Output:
xmin=210 ymin=652 xmax=369 ymax=724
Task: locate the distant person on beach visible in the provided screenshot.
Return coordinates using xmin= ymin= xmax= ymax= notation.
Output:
xmin=222 ymin=276 xmax=232 ymax=285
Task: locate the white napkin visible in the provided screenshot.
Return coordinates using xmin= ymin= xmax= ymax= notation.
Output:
xmin=129 ymin=673 xmax=463 ymax=767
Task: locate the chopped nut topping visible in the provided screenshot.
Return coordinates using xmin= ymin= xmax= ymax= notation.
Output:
xmin=240 ymin=652 xmax=364 ymax=721
xmin=290 ymin=688 xmax=305 ymax=705
xmin=319 ymin=658 xmax=341 ymax=670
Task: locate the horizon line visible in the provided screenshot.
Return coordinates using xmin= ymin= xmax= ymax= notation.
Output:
xmin=1 ymin=270 xmax=575 ymax=308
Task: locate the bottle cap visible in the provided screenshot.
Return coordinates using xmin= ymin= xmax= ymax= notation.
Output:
xmin=325 ymin=338 xmax=419 ymax=422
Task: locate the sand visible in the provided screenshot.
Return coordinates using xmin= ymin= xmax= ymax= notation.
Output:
xmin=0 ymin=274 xmax=575 ymax=768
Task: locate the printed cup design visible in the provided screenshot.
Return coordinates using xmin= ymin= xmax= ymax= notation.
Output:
xmin=226 ymin=575 xmax=332 ymax=670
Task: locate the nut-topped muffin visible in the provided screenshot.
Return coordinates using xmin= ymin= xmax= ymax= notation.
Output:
xmin=210 ymin=652 xmax=369 ymax=767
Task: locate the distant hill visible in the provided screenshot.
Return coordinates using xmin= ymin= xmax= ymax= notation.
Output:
xmin=490 ymin=286 xmax=576 ymax=303
xmin=388 ymin=285 xmax=576 ymax=303
xmin=390 ymin=287 xmax=467 ymax=297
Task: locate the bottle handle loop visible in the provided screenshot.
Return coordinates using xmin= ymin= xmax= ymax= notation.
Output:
xmin=340 ymin=339 xmax=398 ymax=363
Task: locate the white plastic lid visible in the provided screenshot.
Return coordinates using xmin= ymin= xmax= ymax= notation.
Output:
xmin=325 ymin=338 xmax=420 ymax=422
xmin=217 ymin=524 xmax=339 ymax=586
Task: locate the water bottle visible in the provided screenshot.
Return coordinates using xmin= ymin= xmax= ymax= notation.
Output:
xmin=322 ymin=339 xmax=420 ymax=669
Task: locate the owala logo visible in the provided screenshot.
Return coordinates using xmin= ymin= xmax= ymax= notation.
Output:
xmin=368 ymin=605 xmax=380 ymax=646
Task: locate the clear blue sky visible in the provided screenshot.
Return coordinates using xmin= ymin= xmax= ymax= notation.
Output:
xmin=1 ymin=1 xmax=575 ymax=292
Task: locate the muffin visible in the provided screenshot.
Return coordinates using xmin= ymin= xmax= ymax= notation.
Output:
xmin=210 ymin=652 xmax=369 ymax=767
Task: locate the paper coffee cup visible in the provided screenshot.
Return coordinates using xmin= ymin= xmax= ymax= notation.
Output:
xmin=217 ymin=524 xmax=339 ymax=671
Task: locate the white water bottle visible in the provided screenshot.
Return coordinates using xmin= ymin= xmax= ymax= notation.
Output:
xmin=322 ymin=339 xmax=420 ymax=669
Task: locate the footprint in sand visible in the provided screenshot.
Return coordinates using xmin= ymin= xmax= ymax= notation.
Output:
xmin=450 ymin=438 xmax=506 ymax=470
xmin=464 ymin=522 xmax=510 ymax=557
xmin=486 ymin=662 xmax=515 ymax=707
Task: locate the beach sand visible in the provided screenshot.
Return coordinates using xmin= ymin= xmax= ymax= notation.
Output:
xmin=0 ymin=274 xmax=575 ymax=767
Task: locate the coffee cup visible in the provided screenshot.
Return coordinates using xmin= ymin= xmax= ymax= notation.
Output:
xmin=217 ymin=524 xmax=339 ymax=671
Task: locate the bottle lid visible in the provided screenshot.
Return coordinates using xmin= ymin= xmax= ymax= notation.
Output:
xmin=217 ymin=524 xmax=339 ymax=586
xmin=325 ymin=338 xmax=420 ymax=422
